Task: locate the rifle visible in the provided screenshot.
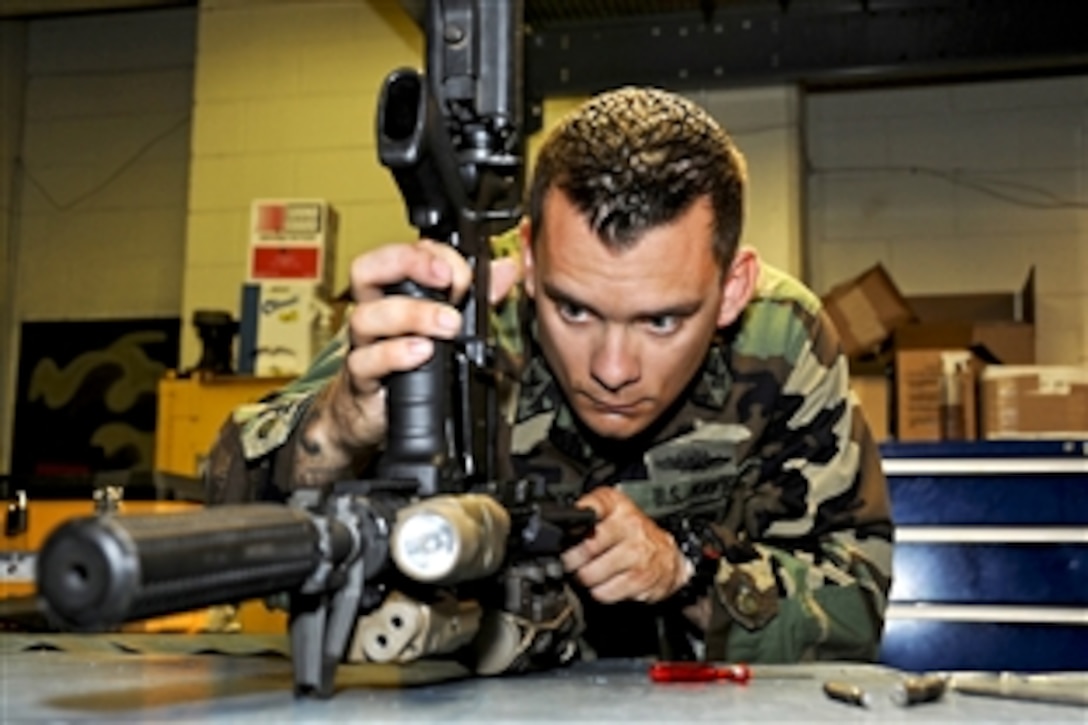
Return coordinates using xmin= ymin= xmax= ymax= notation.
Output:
xmin=34 ymin=0 xmax=594 ymax=698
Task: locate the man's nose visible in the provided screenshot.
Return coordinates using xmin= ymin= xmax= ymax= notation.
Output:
xmin=590 ymin=326 xmax=640 ymax=393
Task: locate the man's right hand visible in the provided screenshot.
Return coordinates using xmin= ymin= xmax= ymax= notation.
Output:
xmin=303 ymin=239 xmax=521 ymax=473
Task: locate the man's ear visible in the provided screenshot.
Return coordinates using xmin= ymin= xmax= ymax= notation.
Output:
xmin=519 ymin=216 xmax=536 ymax=299
xmin=716 ymin=247 xmax=760 ymax=328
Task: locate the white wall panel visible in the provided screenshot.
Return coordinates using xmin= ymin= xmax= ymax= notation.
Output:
xmin=807 ymin=75 xmax=1088 ymax=365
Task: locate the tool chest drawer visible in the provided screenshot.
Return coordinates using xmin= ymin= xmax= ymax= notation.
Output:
xmin=880 ymin=440 xmax=1088 ymax=672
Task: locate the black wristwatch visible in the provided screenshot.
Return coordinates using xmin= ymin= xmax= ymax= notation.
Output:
xmin=671 ymin=527 xmax=720 ymax=607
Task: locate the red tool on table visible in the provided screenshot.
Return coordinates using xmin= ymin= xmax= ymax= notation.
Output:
xmin=649 ymin=662 xmax=753 ymax=684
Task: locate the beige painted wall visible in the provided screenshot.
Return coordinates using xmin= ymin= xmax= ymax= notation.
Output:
xmin=690 ymin=86 xmax=803 ymax=276
xmin=181 ymin=0 xmax=422 ymax=366
xmin=806 ymin=76 xmax=1088 ymax=365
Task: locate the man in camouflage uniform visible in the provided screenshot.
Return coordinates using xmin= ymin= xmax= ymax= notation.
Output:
xmin=206 ymin=87 xmax=893 ymax=664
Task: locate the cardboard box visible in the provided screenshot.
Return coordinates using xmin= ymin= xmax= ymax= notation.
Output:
xmin=851 ymin=373 xmax=890 ymax=441
xmin=823 ymin=265 xmax=1036 ymax=364
xmin=905 ymin=265 xmax=1034 ymax=325
xmin=893 ymin=321 xmax=1034 ymax=367
xmin=822 ymin=264 xmax=914 ymax=358
xmin=895 ymin=267 xmax=1036 ymax=365
xmin=238 ymin=282 xmax=332 ymax=377
xmin=891 ymin=322 xmax=1032 ymax=442
xmin=248 ymin=199 xmax=339 ymax=291
xmin=886 ymin=269 xmax=1036 ymax=441
xmin=981 ymin=366 xmax=1088 ymax=439
xmin=823 ymin=264 xmax=1037 ymax=441
xmin=895 ymin=349 xmax=981 ymax=441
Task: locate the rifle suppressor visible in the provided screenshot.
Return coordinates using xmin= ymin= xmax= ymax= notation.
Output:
xmin=36 ymin=504 xmax=339 ymax=630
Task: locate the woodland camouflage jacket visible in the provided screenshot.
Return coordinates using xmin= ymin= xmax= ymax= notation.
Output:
xmin=207 ymin=260 xmax=894 ymax=664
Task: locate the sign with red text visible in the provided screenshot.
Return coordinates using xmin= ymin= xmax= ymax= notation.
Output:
xmin=247 ymin=199 xmax=336 ymax=287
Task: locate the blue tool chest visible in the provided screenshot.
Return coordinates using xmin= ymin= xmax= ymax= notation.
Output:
xmin=879 ymin=440 xmax=1088 ymax=672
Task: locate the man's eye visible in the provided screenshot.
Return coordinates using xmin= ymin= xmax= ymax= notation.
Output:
xmin=646 ymin=315 xmax=680 ymax=334
xmin=557 ymin=301 xmax=589 ymax=323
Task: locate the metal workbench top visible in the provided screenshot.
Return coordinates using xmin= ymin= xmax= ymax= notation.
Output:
xmin=1 ymin=634 xmax=1085 ymax=722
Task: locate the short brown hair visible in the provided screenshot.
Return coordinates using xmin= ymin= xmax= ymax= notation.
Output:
xmin=527 ymin=87 xmax=747 ymax=268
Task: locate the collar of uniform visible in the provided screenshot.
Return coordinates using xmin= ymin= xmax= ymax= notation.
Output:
xmin=688 ymin=334 xmax=733 ymax=410
xmin=516 ymin=350 xmax=560 ymax=421
xmin=512 ymin=307 xmax=596 ymax=463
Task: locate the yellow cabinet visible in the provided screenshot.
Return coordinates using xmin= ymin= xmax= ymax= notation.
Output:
xmin=154 ymin=372 xmax=292 ymax=478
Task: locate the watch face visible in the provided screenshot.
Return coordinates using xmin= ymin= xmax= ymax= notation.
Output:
xmin=670 ymin=525 xmax=722 ymax=607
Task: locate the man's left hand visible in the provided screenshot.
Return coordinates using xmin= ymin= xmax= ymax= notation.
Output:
xmin=561 ymin=486 xmax=691 ymax=604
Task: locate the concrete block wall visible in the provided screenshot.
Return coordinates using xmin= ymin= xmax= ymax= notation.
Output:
xmin=15 ymin=8 xmax=196 ymax=323
xmin=690 ymin=86 xmax=803 ymax=277
xmin=1 ymin=10 xmax=194 ymax=474
xmin=181 ymin=0 xmax=422 ymax=367
xmin=806 ymin=76 xmax=1088 ymax=365
xmin=1 ymin=21 xmax=27 ymax=478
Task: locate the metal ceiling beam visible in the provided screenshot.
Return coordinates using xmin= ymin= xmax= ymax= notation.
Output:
xmin=0 ymin=0 xmax=192 ymax=19
xmin=525 ymin=0 xmax=1088 ymax=95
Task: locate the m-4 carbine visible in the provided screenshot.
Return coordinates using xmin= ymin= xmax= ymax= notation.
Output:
xmin=35 ymin=0 xmax=594 ymax=698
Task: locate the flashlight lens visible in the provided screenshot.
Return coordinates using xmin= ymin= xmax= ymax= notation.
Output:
xmin=394 ymin=512 xmax=458 ymax=581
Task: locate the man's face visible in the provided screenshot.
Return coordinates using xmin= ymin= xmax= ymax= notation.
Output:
xmin=522 ymin=189 xmax=747 ymax=440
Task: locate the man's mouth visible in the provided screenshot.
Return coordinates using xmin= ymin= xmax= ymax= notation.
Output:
xmin=583 ymin=395 xmax=642 ymax=416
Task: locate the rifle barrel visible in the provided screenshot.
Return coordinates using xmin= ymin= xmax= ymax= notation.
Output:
xmin=36 ymin=504 xmax=326 ymax=630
